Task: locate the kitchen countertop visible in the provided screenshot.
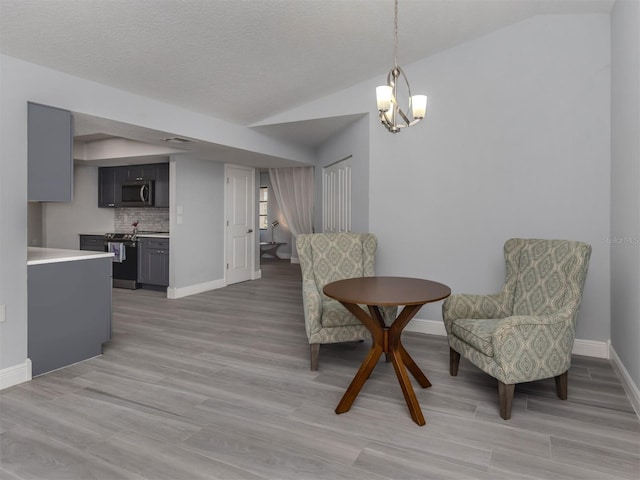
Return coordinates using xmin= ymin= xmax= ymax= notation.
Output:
xmin=27 ymin=247 xmax=114 ymax=266
xmin=80 ymin=232 xmax=169 ymax=241
xmin=136 ymin=233 xmax=170 ymax=238
xmin=79 ymin=232 xmax=170 ymax=239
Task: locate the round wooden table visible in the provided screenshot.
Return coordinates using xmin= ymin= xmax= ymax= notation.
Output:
xmin=323 ymin=276 xmax=451 ymax=426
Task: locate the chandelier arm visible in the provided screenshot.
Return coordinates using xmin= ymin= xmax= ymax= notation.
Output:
xmin=397 ymin=108 xmax=411 ymax=125
xmin=380 ymin=111 xmax=404 ymax=133
xmin=380 ymin=114 xmax=391 ymax=130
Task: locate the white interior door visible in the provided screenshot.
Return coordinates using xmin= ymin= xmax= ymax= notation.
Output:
xmin=323 ymin=156 xmax=352 ymax=233
xmin=226 ymin=165 xmax=255 ymax=284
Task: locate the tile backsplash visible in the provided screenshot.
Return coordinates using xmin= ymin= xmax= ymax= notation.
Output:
xmin=114 ymin=208 xmax=169 ymax=232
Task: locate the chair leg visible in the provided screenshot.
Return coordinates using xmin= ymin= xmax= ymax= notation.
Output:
xmin=449 ymin=348 xmax=460 ymax=376
xmin=310 ymin=344 xmax=320 ymax=371
xmin=555 ymin=371 xmax=568 ymax=400
xmin=498 ymin=381 xmax=515 ymax=420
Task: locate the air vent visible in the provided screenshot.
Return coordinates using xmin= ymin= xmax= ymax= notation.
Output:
xmin=162 ymin=137 xmax=197 ymax=144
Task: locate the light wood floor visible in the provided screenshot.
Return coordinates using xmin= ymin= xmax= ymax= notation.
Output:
xmin=1 ymin=259 xmax=639 ymax=480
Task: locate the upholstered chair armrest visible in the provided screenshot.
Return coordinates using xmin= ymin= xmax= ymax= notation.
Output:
xmin=492 ymin=314 xmax=574 ymax=384
xmin=302 ymin=279 xmax=323 ymax=338
xmin=495 ymin=313 xmax=570 ymax=330
xmin=442 ymin=292 xmax=512 ymax=332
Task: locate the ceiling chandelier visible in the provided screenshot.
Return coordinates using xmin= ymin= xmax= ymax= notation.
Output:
xmin=376 ymin=0 xmax=427 ymax=133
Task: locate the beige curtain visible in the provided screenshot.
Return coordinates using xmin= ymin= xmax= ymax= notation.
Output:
xmin=268 ymin=167 xmax=314 ymax=237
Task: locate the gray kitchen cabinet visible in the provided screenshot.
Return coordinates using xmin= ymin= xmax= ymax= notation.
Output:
xmin=79 ymin=234 xmax=105 ymax=252
xmin=98 ymin=167 xmax=120 ymax=208
xmin=122 ymin=164 xmax=156 ymax=182
xmin=97 ymin=163 xmax=169 ymax=208
xmin=138 ymin=237 xmax=169 ymax=286
xmin=28 ymin=102 xmax=74 ymax=202
xmin=154 ymin=163 xmax=170 ymax=208
xmin=28 ymin=257 xmax=112 ymax=376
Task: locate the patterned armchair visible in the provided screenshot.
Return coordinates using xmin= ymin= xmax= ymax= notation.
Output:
xmin=297 ymin=233 xmax=396 ymax=371
xmin=442 ymin=238 xmax=591 ymax=419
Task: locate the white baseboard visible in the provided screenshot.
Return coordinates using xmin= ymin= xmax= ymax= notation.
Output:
xmin=167 ymin=278 xmax=226 ymax=299
xmin=290 ymin=256 xmax=300 ymax=264
xmin=0 ymin=358 xmax=32 ymax=390
xmin=253 ymin=269 xmax=262 ymax=280
xmin=405 ymin=317 xmax=447 ymax=336
xmin=609 ymin=344 xmax=640 ymax=418
xmin=572 ymin=338 xmax=609 ymax=358
xmin=405 ymin=318 xmax=610 ymax=358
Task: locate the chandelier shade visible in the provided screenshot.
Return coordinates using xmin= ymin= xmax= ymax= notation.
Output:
xmin=376 ymin=0 xmax=427 ymax=133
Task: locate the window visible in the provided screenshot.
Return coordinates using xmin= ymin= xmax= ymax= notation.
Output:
xmin=259 ymin=187 xmax=268 ymax=229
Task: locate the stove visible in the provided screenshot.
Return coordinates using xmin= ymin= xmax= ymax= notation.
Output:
xmin=105 ymin=232 xmax=137 ymax=242
xmin=104 ymin=233 xmax=138 ymax=289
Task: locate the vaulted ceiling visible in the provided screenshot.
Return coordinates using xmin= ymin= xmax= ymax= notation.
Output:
xmin=0 ymin=0 xmax=613 ymax=153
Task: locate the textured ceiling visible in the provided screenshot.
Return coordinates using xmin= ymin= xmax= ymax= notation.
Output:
xmin=0 ymin=0 xmax=613 ymax=128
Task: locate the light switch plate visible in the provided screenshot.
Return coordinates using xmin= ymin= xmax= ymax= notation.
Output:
xmin=0 ymin=304 xmax=5 ymax=323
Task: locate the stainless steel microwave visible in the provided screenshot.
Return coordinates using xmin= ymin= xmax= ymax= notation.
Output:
xmin=121 ymin=181 xmax=154 ymax=207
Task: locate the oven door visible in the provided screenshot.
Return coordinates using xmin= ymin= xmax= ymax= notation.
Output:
xmin=108 ymin=241 xmax=139 ymax=289
xmin=121 ymin=181 xmax=154 ymax=207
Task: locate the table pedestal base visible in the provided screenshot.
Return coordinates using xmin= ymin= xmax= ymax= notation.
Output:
xmin=334 ymin=303 xmax=430 ymax=426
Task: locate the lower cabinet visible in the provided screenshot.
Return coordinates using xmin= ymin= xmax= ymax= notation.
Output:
xmin=28 ymin=257 xmax=112 ymax=376
xmin=138 ymin=237 xmax=169 ymax=287
xmin=98 ymin=167 xmax=119 ymax=208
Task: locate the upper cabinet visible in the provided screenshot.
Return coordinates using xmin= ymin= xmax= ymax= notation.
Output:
xmin=28 ymin=102 xmax=74 ymax=202
xmin=121 ymin=164 xmax=157 ymax=182
xmin=98 ymin=162 xmax=169 ymax=208
xmin=154 ymin=163 xmax=170 ymax=208
xmin=98 ymin=166 xmax=119 ymax=208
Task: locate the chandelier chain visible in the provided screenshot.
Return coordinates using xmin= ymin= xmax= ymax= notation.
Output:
xmin=393 ymin=0 xmax=399 ymax=69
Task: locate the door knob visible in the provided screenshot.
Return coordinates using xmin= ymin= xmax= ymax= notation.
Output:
xmin=247 ymin=229 xmax=254 ymax=233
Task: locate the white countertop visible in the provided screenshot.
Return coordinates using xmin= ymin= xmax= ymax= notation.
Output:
xmin=27 ymin=247 xmax=114 ymax=266
xmin=137 ymin=233 xmax=169 ymax=238
xmin=79 ymin=232 xmax=169 ymax=239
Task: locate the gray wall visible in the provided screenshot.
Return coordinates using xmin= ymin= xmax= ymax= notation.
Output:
xmin=260 ymin=14 xmax=612 ymax=343
xmin=371 ymin=14 xmax=611 ymax=335
xmin=1 ymin=58 xmax=29 ymax=372
xmin=170 ymin=156 xmax=225 ymax=289
xmin=43 ymin=164 xmax=114 ymax=249
xmin=610 ymin=0 xmax=640 ymax=388
xmin=27 ymin=203 xmax=43 ymax=247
